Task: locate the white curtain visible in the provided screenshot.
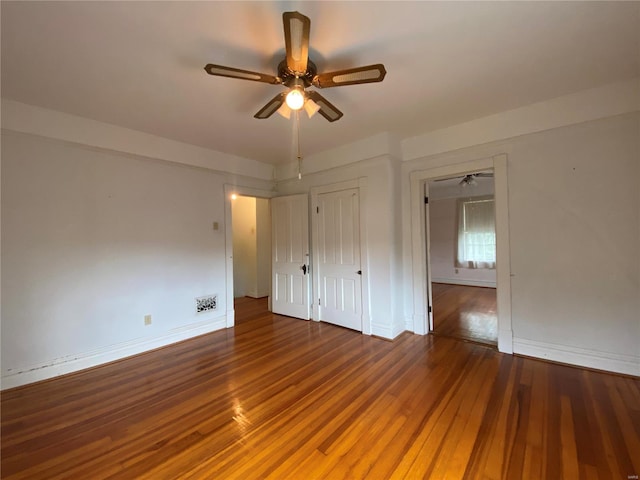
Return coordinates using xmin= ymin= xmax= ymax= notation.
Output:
xmin=456 ymin=196 xmax=496 ymax=269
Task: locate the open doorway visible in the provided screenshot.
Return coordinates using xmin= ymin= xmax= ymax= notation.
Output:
xmin=231 ymin=195 xmax=271 ymax=323
xmin=427 ymin=172 xmax=497 ymax=347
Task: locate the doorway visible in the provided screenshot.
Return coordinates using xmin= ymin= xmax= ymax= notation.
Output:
xmin=409 ymin=154 xmax=513 ymax=353
xmin=427 ymin=172 xmax=497 ymax=346
xmin=231 ymin=195 xmax=271 ymax=301
xmin=226 ymin=188 xmax=313 ymax=324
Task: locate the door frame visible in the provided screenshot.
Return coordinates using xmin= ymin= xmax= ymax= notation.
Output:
xmin=423 ymin=181 xmax=435 ymax=333
xmin=224 ymin=184 xmax=276 ymax=327
xmin=311 ymin=178 xmax=371 ymax=334
xmin=409 ymin=154 xmax=513 ymax=353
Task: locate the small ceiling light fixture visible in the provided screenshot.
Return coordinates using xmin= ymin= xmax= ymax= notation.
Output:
xmin=231 ymin=193 xmax=238 ymax=200
xmin=285 ymin=88 xmax=304 ymax=110
xmin=277 ymin=102 xmax=292 ymax=119
xmin=303 ymin=98 xmax=320 ymax=118
xmin=285 ymin=78 xmax=305 ymax=110
xmin=278 ymin=97 xmax=319 ymax=119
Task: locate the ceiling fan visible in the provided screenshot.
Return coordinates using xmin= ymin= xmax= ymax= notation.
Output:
xmin=204 ymin=11 xmax=386 ymax=122
xmin=434 ymin=172 xmax=494 ymax=187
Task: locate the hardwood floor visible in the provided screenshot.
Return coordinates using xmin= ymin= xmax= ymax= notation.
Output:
xmin=2 ymin=297 xmax=639 ymax=479
xmin=432 ymin=283 xmax=498 ymax=346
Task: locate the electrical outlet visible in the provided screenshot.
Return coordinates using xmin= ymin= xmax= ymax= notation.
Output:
xmin=144 ymin=314 xmax=152 ymax=326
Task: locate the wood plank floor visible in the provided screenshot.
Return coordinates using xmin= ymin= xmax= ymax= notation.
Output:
xmin=432 ymin=283 xmax=498 ymax=346
xmin=2 ymin=297 xmax=639 ymax=479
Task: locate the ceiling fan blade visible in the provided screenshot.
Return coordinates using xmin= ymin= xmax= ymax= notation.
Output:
xmin=254 ymin=93 xmax=286 ymax=119
xmin=433 ymin=176 xmax=463 ymax=182
xmin=305 ymin=91 xmax=343 ymax=122
xmin=283 ymin=11 xmax=310 ymax=75
xmin=313 ymin=64 xmax=386 ymax=88
xmin=204 ymin=64 xmax=280 ymax=85
xmin=433 ymin=172 xmax=494 ymax=182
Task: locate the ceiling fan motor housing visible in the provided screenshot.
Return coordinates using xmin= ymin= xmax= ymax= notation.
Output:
xmin=278 ymin=59 xmax=317 ymax=88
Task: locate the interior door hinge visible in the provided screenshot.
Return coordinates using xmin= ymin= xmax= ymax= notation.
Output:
xmin=316 ymin=206 xmax=319 ymax=213
xmin=428 ymin=305 xmax=432 ymax=313
xmin=424 ymin=196 xmax=429 ymax=204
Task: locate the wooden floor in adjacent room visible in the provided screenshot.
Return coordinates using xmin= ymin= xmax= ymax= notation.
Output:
xmin=2 ymin=297 xmax=639 ymax=479
xmin=432 ymin=283 xmax=498 ymax=346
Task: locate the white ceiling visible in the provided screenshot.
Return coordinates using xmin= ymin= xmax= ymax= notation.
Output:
xmin=2 ymin=1 xmax=638 ymax=165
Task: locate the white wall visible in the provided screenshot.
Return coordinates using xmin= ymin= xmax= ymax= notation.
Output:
xmin=429 ymin=197 xmax=496 ymax=287
xmin=231 ymin=196 xmax=271 ymax=299
xmin=402 ymin=79 xmax=640 ymax=161
xmin=402 ymin=112 xmax=640 ymax=375
xmin=1 ymin=131 xmax=272 ymax=388
xmin=255 ymin=198 xmax=271 ymax=298
xmin=232 ymin=196 xmax=257 ymax=298
xmin=2 ymin=100 xmax=274 ymax=181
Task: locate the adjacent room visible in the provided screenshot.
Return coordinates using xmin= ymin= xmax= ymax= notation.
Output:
xmin=2 ymin=1 xmax=638 ymax=478
xmin=428 ymin=172 xmax=498 ymax=346
xmin=231 ymin=194 xmax=271 ymax=302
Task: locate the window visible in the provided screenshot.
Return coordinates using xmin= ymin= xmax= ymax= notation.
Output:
xmin=456 ymin=196 xmax=496 ymax=269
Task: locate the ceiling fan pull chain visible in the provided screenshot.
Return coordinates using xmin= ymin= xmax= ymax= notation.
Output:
xmin=296 ymin=110 xmax=303 ymax=179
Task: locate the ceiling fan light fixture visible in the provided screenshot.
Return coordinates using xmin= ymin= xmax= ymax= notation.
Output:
xmin=304 ymin=98 xmax=320 ymax=118
xmin=277 ymin=102 xmax=292 ymax=119
xmin=285 ymin=86 xmax=305 ymax=110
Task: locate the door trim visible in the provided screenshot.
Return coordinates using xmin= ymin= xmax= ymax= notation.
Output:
xmin=409 ymin=154 xmax=513 ymax=353
xmin=423 ymin=181 xmax=435 ymax=333
xmin=224 ymin=184 xmax=276 ymax=328
xmin=310 ymin=178 xmax=371 ymax=334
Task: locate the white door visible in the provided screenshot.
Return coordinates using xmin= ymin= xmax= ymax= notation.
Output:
xmin=316 ymin=188 xmax=362 ymax=331
xmin=271 ymin=194 xmax=310 ymax=319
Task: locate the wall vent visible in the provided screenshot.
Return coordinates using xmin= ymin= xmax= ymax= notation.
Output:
xmin=196 ymin=294 xmax=217 ymax=314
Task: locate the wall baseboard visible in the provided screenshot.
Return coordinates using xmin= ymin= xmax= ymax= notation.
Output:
xmin=391 ymin=322 xmax=407 ymax=340
xmin=362 ymin=314 xmax=372 ymax=336
xmin=497 ymin=329 xmax=513 ymax=354
xmin=404 ymin=316 xmax=414 ymax=332
xmin=371 ymin=323 xmax=394 ymax=340
xmin=513 ymin=337 xmax=639 ymax=376
xmin=431 ymin=278 xmax=496 ymax=288
xmin=1 ymin=315 xmax=228 ymax=390
xmin=226 ymin=309 xmax=235 ymax=328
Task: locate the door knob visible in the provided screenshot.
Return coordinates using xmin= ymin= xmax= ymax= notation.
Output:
xmin=301 ymin=264 xmax=307 ymax=275
xmin=357 ymin=270 xmax=362 ymax=275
